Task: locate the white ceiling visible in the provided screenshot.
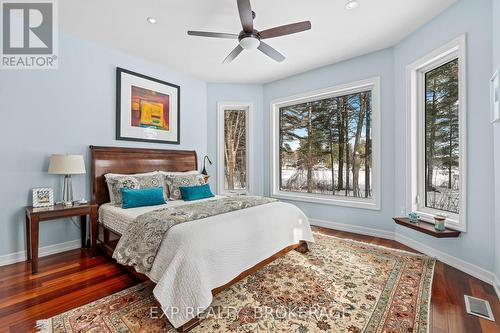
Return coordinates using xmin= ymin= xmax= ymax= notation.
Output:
xmin=60 ymin=0 xmax=456 ymax=84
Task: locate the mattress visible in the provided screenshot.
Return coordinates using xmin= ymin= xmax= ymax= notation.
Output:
xmin=98 ymin=195 xmax=224 ymax=235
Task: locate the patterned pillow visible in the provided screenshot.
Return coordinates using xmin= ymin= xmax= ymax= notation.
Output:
xmin=105 ymin=172 xmax=164 ymax=205
xmin=158 ymin=171 xmax=200 ymax=198
xmin=165 ymin=174 xmax=205 ymax=200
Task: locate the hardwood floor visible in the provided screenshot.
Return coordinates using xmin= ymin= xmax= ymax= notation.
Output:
xmin=0 ymin=228 xmax=499 ymax=333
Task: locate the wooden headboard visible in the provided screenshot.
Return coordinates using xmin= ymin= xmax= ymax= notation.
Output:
xmin=90 ymin=146 xmax=198 ymax=206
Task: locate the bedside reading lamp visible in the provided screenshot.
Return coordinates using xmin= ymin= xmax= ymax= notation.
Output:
xmin=48 ymin=154 xmax=86 ymax=207
xmin=201 ymin=155 xmax=213 ymax=183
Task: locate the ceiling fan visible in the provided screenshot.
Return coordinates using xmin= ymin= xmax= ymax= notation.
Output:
xmin=187 ymin=0 xmax=311 ymax=64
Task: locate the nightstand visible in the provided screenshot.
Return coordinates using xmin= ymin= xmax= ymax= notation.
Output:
xmin=25 ymin=202 xmax=98 ymax=274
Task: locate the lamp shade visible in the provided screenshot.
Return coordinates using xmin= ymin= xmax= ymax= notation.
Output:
xmin=48 ymin=154 xmax=86 ymax=175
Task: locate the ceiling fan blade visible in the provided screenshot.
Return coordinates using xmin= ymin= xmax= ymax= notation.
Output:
xmin=258 ymin=42 xmax=285 ymax=62
xmin=237 ymin=0 xmax=254 ymax=33
xmin=223 ymin=45 xmax=244 ymax=64
xmin=187 ymin=31 xmax=239 ymax=39
xmin=259 ymin=21 xmax=312 ymax=39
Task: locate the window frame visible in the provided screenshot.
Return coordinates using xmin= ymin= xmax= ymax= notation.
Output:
xmin=270 ymin=77 xmax=381 ymax=210
xmin=217 ymin=101 xmax=254 ymax=195
xmin=405 ymin=35 xmax=467 ymax=231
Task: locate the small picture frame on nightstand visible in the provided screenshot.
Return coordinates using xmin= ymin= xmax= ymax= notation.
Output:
xmin=32 ymin=188 xmax=54 ymax=208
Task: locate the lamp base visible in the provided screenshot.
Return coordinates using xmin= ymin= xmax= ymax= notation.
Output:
xmin=62 ymin=174 xmax=73 ymax=207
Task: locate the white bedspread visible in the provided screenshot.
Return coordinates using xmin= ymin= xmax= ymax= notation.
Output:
xmin=145 ymin=200 xmax=315 ymax=328
xmin=99 ymin=198 xmax=314 ymax=328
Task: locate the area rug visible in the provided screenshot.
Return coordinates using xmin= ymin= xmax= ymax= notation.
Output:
xmin=37 ymin=233 xmax=435 ymax=333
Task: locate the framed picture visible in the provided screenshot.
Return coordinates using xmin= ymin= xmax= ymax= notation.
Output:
xmin=491 ymin=70 xmax=500 ymax=123
xmin=32 ymin=188 xmax=54 ymax=208
xmin=116 ymin=67 xmax=180 ymax=144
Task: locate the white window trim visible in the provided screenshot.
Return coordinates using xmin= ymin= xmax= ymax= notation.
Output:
xmin=405 ymin=34 xmax=467 ymax=232
xmin=270 ymin=77 xmax=381 ymax=210
xmin=217 ymin=101 xmax=254 ymax=195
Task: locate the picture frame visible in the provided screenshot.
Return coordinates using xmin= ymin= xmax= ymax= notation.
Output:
xmin=116 ymin=67 xmax=180 ymax=144
xmin=491 ymin=70 xmax=500 ymax=123
xmin=32 ymin=188 xmax=54 ymax=208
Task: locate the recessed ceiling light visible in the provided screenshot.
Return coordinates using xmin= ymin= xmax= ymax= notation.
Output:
xmin=345 ymin=0 xmax=359 ymax=10
xmin=146 ymin=17 xmax=157 ymax=24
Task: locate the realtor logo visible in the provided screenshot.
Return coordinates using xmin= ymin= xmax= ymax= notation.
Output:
xmin=1 ymin=0 xmax=58 ymax=69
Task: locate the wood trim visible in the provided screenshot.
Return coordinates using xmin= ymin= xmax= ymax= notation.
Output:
xmin=90 ymin=146 xmax=198 ymax=206
xmin=393 ymin=217 xmax=461 ymax=238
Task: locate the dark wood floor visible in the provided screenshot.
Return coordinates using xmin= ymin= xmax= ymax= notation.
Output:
xmin=0 ymin=228 xmax=499 ymax=333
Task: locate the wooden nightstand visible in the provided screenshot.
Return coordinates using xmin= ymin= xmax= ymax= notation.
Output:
xmin=25 ymin=202 xmax=98 ymax=274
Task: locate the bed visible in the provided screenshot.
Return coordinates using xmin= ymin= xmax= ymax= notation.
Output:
xmin=90 ymin=146 xmax=314 ymax=331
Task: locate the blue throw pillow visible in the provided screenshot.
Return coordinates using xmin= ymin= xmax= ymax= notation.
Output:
xmin=121 ymin=187 xmax=165 ymax=209
xmin=179 ymin=183 xmax=215 ymax=201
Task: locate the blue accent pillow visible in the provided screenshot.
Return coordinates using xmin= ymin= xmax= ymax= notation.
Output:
xmin=121 ymin=187 xmax=166 ymax=209
xmin=179 ymin=183 xmax=215 ymax=201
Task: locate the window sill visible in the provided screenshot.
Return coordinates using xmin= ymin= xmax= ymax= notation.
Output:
xmin=414 ymin=210 xmax=465 ymax=232
xmin=393 ymin=217 xmax=461 ymax=238
xmin=272 ymin=192 xmax=380 ymax=210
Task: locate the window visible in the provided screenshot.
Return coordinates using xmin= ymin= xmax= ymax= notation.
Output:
xmin=270 ymin=78 xmax=380 ymax=209
xmin=217 ymin=102 xmax=253 ymax=194
xmin=406 ymin=35 xmax=466 ymax=231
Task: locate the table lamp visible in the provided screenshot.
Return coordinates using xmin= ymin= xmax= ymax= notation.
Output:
xmin=201 ymin=155 xmax=213 ymax=183
xmin=48 ymin=154 xmax=86 ymax=207
xmin=201 ymin=155 xmax=213 ymax=176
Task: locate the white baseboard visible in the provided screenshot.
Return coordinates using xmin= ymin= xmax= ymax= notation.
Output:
xmin=310 ymin=218 xmax=500 ymax=298
xmin=0 ymin=239 xmax=81 ymax=267
xmin=310 ymin=218 xmax=395 ymax=240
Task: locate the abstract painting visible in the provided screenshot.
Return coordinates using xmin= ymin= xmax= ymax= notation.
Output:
xmin=117 ymin=68 xmax=180 ymax=144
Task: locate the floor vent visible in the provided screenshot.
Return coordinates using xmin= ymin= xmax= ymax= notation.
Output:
xmin=464 ymin=295 xmax=495 ymax=321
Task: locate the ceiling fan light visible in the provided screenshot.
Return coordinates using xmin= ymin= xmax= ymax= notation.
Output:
xmin=345 ymin=0 xmax=359 ymax=10
xmin=146 ymin=17 xmax=157 ymax=24
xmin=239 ymin=37 xmax=260 ymax=50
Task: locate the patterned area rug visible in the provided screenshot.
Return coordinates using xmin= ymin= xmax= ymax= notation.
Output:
xmin=37 ymin=233 xmax=435 ymax=333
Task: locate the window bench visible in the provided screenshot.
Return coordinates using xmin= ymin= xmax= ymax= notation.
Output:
xmin=393 ymin=217 xmax=461 ymax=238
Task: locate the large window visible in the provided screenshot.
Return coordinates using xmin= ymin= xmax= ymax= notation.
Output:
xmin=407 ymin=35 xmax=466 ymax=230
xmin=217 ymin=102 xmax=253 ymax=194
xmin=425 ymin=59 xmax=460 ymax=213
xmin=271 ymin=78 xmax=380 ymax=209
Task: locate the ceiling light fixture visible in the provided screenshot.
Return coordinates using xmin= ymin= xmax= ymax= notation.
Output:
xmin=239 ymin=36 xmax=260 ymax=50
xmin=345 ymin=0 xmax=359 ymax=10
xmin=146 ymin=17 xmax=157 ymax=24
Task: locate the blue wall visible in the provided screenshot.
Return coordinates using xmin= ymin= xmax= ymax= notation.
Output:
xmin=393 ymin=0 xmax=494 ymax=271
xmin=493 ymin=0 xmax=500 ymax=282
xmin=263 ymin=48 xmax=395 ymax=231
xmin=206 ymin=83 xmax=264 ymax=195
xmin=0 ymin=33 xmax=207 ymax=257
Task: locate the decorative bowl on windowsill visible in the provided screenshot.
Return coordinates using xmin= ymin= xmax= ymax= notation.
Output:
xmin=408 ymin=212 xmax=419 ymax=224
